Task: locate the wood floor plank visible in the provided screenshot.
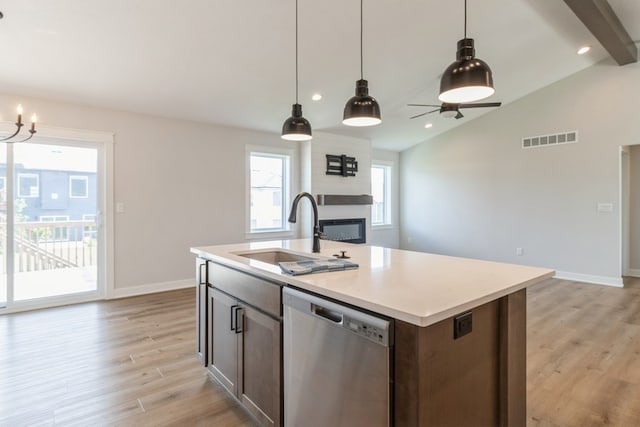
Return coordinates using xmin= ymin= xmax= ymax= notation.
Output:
xmin=527 ymin=277 xmax=640 ymax=426
xmin=0 ymin=288 xmax=254 ymax=427
xmin=3 ymin=279 xmax=640 ymax=426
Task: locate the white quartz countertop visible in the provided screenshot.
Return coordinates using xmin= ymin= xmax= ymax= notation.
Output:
xmin=191 ymin=239 xmax=555 ymax=327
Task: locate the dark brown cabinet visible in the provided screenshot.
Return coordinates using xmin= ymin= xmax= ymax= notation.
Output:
xmin=195 ymin=257 xmax=207 ymax=365
xmin=206 ymin=262 xmax=282 ymax=427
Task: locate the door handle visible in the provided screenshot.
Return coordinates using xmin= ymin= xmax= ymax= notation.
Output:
xmin=234 ymin=307 xmax=244 ymax=334
xmin=230 ymin=304 xmax=239 ymax=331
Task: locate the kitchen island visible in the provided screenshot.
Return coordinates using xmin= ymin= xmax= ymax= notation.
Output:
xmin=191 ymin=239 xmax=554 ymax=427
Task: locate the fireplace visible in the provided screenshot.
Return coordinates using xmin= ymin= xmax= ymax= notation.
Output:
xmin=318 ymin=218 xmax=366 ymax=244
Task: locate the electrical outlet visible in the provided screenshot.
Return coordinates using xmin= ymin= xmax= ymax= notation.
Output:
xmin=407 ymin=236 xmax=413 ymax=244
xmin=516 ymin=247 xmax=523 ymax=256
xmin=453 ymin=312 xmax=472 ymax=339
xmin=116 ymin=202 xmax=125 ymax=213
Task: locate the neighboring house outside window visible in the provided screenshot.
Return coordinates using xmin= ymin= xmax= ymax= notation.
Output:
xmin=18 ymin=173 xmax=39 ymax=198
xmin=0 ymin=176 xmax=6 ymax=202
xmin=40 ymin=215 xmax=70 ymax=241
xmin=371 ymin=162 xmax=392 ymax=226
xmin=248 ymin=148 xmax=292 ymax=234
xmin=69 ymin=175 xmax=89 ymax=198
xmin=82 ymin=213 xmax=97 ymax=239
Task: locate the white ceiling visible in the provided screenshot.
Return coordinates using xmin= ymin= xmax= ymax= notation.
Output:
xmin=0 ymin=0 xmax=638 ymax=151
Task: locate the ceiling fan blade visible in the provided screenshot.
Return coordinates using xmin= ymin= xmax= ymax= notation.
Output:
xmin=407 ymin=103 xmax=441 ymax=108
xmin=409 ymin=109 xmax=440 ymax=119
xmin=455 ymin=111 xmax=464 ymax=119
xmin=458 ymin=102 xmax=502 ymax=109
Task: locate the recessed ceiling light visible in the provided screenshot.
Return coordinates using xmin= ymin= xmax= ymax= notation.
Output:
xmin=312 ymin=93 xmax=322 ymax=101
xmin=424 ymin=123 xmax=433 ymax=129
xmin=577 ymin=46 xmax=591 ymax=55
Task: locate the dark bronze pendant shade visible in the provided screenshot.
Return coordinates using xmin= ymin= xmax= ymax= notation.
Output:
xmin=343 ymin=79 xmax=381 ymax=127
xmin=282 ymin=0 xmax=312 ymax=141
xmin=343 ymin=0 xmax=381 ymax=127
xmin=439 ymin=0 xmax=495 ymax=104
xmin=282 ymin=103 xmax=312 ymax=141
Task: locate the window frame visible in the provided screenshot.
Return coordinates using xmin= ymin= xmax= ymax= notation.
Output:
xmin=17 ymin=173 xmax=40 ymax=198
xmin=69 ymin=175 xmax=89 ymax=198
xmin=246 ymin=145 xmax=295 ymax=239
xmin=371 ymin=161 xmax=392 ymax=228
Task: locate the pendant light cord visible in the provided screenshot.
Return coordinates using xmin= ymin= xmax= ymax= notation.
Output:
xmin=360 ymin=0 xmax=364 ymax=80
xmin=464 ymin=0 xmax=467 ymax=39
xmin=295 ymin=0 xmax=299 ymax=103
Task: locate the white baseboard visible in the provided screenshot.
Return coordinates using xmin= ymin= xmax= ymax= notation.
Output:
xmin=625 ymin=268 xmax=640 ymax=278
xmin=554 ymin=271 xmax=623 ymax=288
xmin=109 ymin=279 xmax=193 ymax=299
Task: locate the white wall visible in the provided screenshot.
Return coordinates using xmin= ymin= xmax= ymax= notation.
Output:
xmin=299 ymin=132 xmax=372 ymax=244
xmin=0 ymin=93 xmax=298 ymax=297
xmin=400 ymin=58 xmax=640 ymax=287
xmin=370 ymin=149 xmax=400 ymax=248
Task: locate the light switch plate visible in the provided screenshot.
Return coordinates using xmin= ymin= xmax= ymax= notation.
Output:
xmin=597 ymin=202 xmax=613 ymax=213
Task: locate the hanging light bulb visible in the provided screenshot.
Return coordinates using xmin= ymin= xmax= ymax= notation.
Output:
xmin=282 ymin=0 xmax=312 ymax=141
xmin=439 ymin=0 xmax=495 ymax=104
xmin=343 ymin=0 xmax=381 ymax=127
xmin=0 ymin=104 xmax=38 ymax=143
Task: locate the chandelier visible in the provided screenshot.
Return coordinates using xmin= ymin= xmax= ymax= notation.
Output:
xmin=1 ymin=104 xmax=37 ymax=142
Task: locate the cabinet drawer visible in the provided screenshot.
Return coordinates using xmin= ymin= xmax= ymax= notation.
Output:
xmin=208 ymin=261 xmax=282 ymax=318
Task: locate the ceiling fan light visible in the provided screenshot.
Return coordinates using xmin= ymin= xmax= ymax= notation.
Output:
xmin=282 ymin=103 xmax=312 ymax=141
xmin=343 ymin=79 xmax=382 ymax=127
xmin=439 ymin=38 xmax=494 ymax=103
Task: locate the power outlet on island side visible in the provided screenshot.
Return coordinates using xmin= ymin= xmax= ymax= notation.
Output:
xmin=453 ymin=311 xmax=473 ymax=339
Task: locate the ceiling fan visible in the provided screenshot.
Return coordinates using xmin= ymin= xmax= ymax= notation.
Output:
xmin=408 ymin=101 xmax=502 ymax=120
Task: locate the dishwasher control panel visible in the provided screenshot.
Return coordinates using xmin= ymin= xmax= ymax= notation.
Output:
xmin=284 ymin=287 xmax=392 ymax=347
xmin=344 ymin=315 xmax=389 ymax=346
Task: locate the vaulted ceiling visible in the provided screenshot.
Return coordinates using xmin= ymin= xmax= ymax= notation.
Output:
xmin=0 ymin=0 xmax=638 ymax=151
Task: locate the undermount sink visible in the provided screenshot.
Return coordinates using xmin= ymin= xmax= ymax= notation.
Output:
xmin=234 ymin=249 xmax=318 ymax=266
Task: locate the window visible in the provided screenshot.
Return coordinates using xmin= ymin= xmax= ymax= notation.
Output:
xmin=18 ymin=173 xmax=39 ymax=198
xmin=249 ymin=151 xmax=291 ymax=233
xmin=40 ymin=215 xmax=70 ymax=241
xmin=371 ymin=163 xmax=391 ymax=226
xmin=0 ymin=176 xmax=5 ymax=202
xmin=69 ymin=175 xmax=89 ymax=198
xmin=82 ymin=214 xmax=97 ymax=239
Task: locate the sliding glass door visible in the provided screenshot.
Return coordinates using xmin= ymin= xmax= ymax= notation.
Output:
xmin=0 ymin=139 xmax=103 ymax=309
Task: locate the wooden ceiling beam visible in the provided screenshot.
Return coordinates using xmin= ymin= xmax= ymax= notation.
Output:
xmin=563 ymin=0 xmax=637 ymax=65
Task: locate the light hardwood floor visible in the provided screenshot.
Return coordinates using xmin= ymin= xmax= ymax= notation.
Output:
xmin=0 ymin=289 xmax=253 ymax=427
xmin=2 ymin=278 xmax=640 ymax=426
xmin=527 ymin=277 xmax=640 ymax=426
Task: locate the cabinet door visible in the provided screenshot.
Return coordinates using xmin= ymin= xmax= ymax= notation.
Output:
xmin=240 ymin=304 xmax=281 ymax=427
xmin=195 ymin=258 xmax=207 ymax=365
xmin=209 ymin=288 xmax=240 ymax=395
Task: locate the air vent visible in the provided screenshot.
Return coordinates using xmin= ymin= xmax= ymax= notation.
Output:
xmin=522 ymin=131 xmax=578 ymax=149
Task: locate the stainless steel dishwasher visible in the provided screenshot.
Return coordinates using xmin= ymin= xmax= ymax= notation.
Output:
xmin=283 ymin=287 xmax=393 ymax=427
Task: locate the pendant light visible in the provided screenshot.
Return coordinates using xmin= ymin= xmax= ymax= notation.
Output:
xmin=282 ymin=0 xmax=312 ymax=141
xmin=438 ymin=0 xmax=495 ymax=104
xmin=343 ymin=0 xmax=381 ymax=127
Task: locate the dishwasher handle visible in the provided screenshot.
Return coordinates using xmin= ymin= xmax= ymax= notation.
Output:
xmin=311 ymin=303 xmax=343 ymax=323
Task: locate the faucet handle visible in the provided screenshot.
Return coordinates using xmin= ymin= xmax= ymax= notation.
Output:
xmin=318 ymin=231 xmax=327 ymax=239
xmin=333 ymin=250 xmax=350 ymax=259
